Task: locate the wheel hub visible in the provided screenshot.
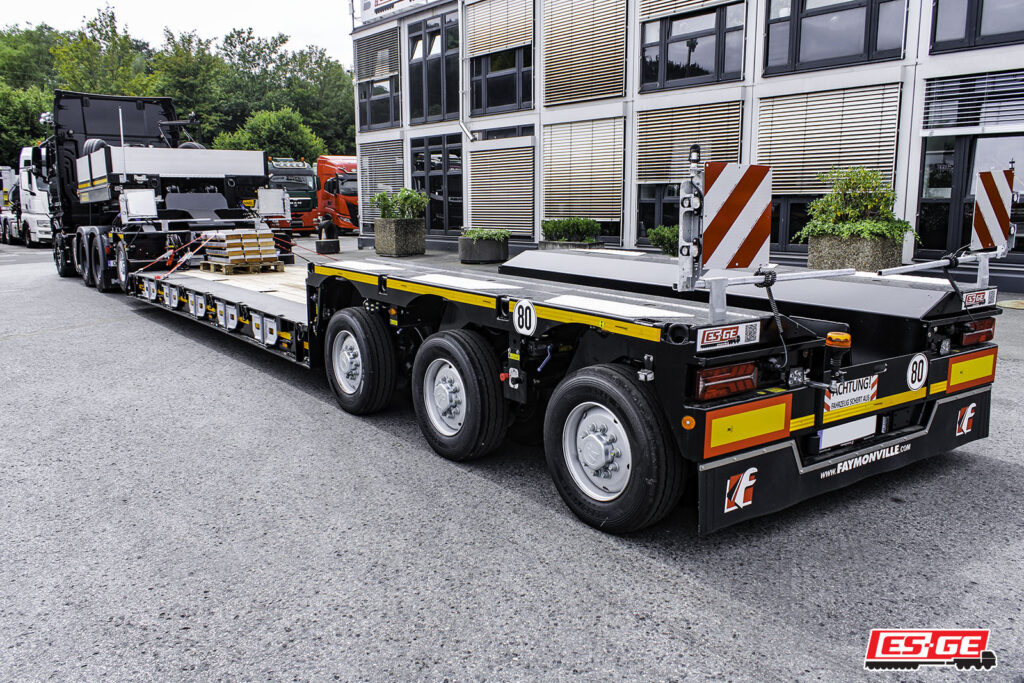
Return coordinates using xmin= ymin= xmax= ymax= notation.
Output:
xmin=579 ymin=429 xmax=618 ymax=473
xmin=433 ymin=377 xmax=461 ymax=415
xmin=423 ymin=359 xmax=466 ymax=436
xmin=562 ymin=403 xmax=632 ymax=501
xmin=332 ymin=331 xmax=363 ymax=395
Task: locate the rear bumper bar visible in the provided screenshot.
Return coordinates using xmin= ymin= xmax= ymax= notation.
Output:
xmin=697 ymin=385 xmax=991 ymax=534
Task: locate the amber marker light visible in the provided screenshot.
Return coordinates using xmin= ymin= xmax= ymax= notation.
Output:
xmin=826 ymin=332 xmax=852 ymax=348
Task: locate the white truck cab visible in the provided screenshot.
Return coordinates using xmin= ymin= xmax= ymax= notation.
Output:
xmin=0 ymin=166 xmax=16 ymax=243
xmin=9 ymin=147 xmax=54 ymax=246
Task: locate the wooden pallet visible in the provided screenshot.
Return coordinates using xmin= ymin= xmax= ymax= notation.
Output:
xmin=199 ymin=260 xmax=284 ymax=275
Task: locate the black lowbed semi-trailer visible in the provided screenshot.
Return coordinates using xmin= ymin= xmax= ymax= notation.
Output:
xmin=122 ymin=254 xmax=998 ymax=535
xmin=44 ymin=90 xmax=291 ymax=290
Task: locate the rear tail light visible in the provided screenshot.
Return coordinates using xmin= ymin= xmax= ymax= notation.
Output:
xmin=697 ymin=362 xmax=758 ymax=401
xmin=960 ymin=318 xmax=995 ymax=346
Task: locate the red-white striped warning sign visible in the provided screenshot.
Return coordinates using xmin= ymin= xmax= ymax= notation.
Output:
xmin=971 ymin=169 xmax=1014 ymax=251
xmin=702 ymin=162 xmax=772 ymax=270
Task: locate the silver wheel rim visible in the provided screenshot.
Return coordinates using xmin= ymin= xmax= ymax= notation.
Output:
xmin=423 ymin=358 xmax=466 ymax=436
xmin=117 ymin=248 xmax=128 ymax=285
xmin=332 ymin=331 xmax=363 ymax=395
xmin=562 ymin=402 xmax=632 ymax=502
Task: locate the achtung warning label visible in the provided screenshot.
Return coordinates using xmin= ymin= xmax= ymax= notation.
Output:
xmin=825 ymin=375 xmax=879 ymax=412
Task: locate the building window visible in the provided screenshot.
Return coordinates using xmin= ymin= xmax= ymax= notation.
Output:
xmin=411 ymin=134 xmax=463 ymax=235
xmin=931 ymin=0 xmax=1024 ymax=53
xmin=471 ymin=47 xmax=533 ymax=116
xmin=641 ymin=3 xmax=744 ymax=91
xmin=637 ymin=184 xmax=680 ymax=241
xmin=771 ymin=196 xmax=816 ymax=252
xmin=358 ymin=76 xmax=401 ymax=131
xmin=765 ymin=0 xmax=903 ymax=75
xmin=409 ymin=14 xmax=459 ymax=124
xmin=482 ymin=125 xmax=535 ymax=140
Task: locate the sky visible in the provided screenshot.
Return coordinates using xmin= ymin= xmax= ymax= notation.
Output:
xmin=3 ymin=0 xmax=356 ymax=67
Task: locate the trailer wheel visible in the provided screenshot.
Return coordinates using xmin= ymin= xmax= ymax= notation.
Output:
xmin=81 ymin=236 xmax=96 ymax=287
xmin=71 ymin=234 xmax=85 ymax=276
xmin=115 ymin=242 xmax=130 ymax=291
xmin=544 ymin=364 xmax=685 ymax=533
xmin=412 ymin=329 xmax=509 ymax=461
xmin=324 ymin=307 xmax=397 ymax=414
xmin=93 ymin=237 xmax=115 ymax=292
xmin=53 ymin=234 xmax=75 ymax=277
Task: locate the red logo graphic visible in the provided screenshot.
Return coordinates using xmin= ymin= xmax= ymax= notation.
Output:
xmin=865 ymin=629 xmax=996 ymax=670
xmin=956 ymin=403 xmax=977 ymax=436
xmin=724 ymin=467 xmax=757 ymax=513
xmin=701 ymin=326 xmax=739 ymax=346
xmin=963 ymin=291 xmax=988 ymax=307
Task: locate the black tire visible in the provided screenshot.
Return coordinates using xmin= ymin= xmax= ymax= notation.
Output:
xmin=1 ymin=221 xmax=7 ymax=244
xmin=81 ymin=236 xmax=96 ymax=287
xmin=23 ymin=223 xmax=35 ymax=248
xmin=72 ymin=234 xmax=86 ymax=276
xmin=114 ymin=242 xmax=131 ymax=292
xmin=324 ymin=307 xmax=397 ymax=415
xmin=321 ymin=219 xmax=338 ymax=240
xmin=411 ymin=329 xmax=509 ymax=462
xmin=53 ymin=234 xmax=75 ymax=277
xmin=544 ymin=364 xmax=685 ymax=533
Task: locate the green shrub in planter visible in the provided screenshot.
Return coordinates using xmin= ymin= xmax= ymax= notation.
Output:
xmin=647 ymin=225 xmax=679 ymax=256
xmin=459 ymin=228 xmax=510 ymax=264
xmin=795 ymin=167 xmax=914 ymax=271
xmin=371 ymin=188 xmax=430 ymax=256
xmin=539 ymin=217 xmax=602 ymax=249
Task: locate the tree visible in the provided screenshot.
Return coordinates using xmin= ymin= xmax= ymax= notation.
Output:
xmin=51 ymin=8 xmax=154 ymax=96
xmin=0 ymin=24 xmax=63 ymax=91
xmin=217 ymin=28 xmax=291 ymax=133
xmin=0 ymin=83 xmax=50 ymax=163
xmin=213 ymin=108 xmax=327 ymax=161
xmin=152 ymin=29 xmax=228 ymax=138
xmin=282 ymin=47 xmax=356 ymax=155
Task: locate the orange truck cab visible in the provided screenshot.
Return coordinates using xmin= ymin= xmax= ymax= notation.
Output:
xmin=315 ymin=156 xmax=358 ymax=238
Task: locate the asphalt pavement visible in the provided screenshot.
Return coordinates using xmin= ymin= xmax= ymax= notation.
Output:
xmin=1 ymin=238 xmax=1022 ymax=680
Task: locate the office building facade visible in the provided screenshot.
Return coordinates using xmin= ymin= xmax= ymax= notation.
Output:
xmin=352 ymin=0 xmax=1024 ymax=284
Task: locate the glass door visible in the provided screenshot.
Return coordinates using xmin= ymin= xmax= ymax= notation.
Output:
xmin=411 ymin=134 xmax=463 ymax=235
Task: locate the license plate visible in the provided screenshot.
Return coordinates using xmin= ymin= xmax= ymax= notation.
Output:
xmin=820 ymin=415 xmax=876 ymax=450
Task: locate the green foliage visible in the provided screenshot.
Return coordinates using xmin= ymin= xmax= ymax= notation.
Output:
xmin=463 ymin=227 xmax=510 ymax=243
xmin=213 ymin=108 xmax=327 ymax=161
xmin=796 ymin=218 xmax=913 ymax=242
xmin=795 ymin=167 xmax=913 ymax=242
xmin=281 ymin=48 xmax=356 ymax=155
xmin=0 ymin=24 xmax=63 ymax=90
xmin=371 ymin=188 xmax=429 ymax=220
xmin=541 ymin=217 xmax=601 ymax=242
xmin=0 ymin=83 xmax=50 ymax=163
xmin=51 ymin=8 xmax=155 ymax=96
xmin=647 ymin=225 xmax=679 ymax=256
xmin=152 ymin=30 xmax=227 ymax=134
xmin=0 ymin=8 xmax=356 ymax=159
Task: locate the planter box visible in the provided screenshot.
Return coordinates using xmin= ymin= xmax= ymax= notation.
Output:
xmin=374 ymin=218 xmax=425 ymax=257
xmin=537 ymin=240 xmax=604 ymax=250
xmin=807 ymin=235 xmax=902 ymax=272
xmin=458 ymin=236 xmax=509 ymax=264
